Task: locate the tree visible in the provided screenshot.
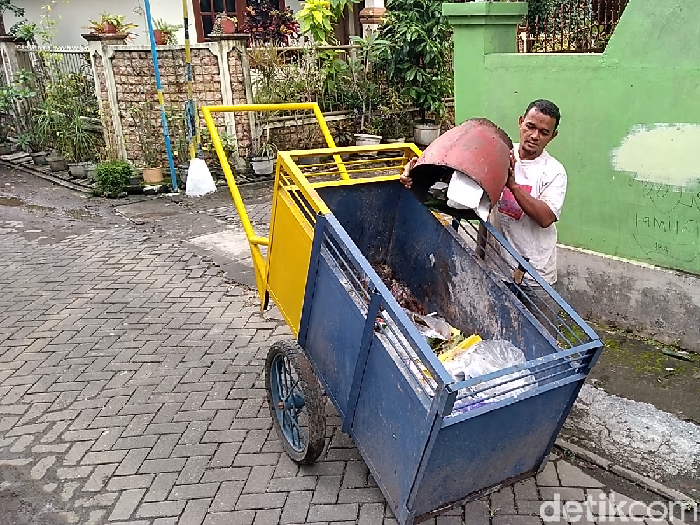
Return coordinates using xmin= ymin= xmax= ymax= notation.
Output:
xmin=376 ymin=0 xmax=452 ymax=123
xmin=0 ymin=0 xmax=24 ymax=35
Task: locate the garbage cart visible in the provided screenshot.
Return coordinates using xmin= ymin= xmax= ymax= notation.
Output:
xmin=202 ymin=103 xmax=604 ymax=525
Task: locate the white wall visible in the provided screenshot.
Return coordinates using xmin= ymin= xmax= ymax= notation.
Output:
xmin=7 ymin=0 xmax=199 ymax=47
xmin=9 ymin=0 xmax=304 ymax=47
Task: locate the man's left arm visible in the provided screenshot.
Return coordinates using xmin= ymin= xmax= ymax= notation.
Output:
xmin=507 ymin=169 xmax=567 ymax=229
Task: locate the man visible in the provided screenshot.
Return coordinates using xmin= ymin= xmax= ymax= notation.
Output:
xmin=402 ymin=99 xmax=566 ymax=286
xmin=401 ymin=100 xmax=567 ymax=332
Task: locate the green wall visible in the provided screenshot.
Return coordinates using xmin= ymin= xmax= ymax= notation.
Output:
xmin=446 ymin=0 xmax=700 ymax=274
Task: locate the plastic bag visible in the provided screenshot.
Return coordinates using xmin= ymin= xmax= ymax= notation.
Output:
xmin=405 ymin=310 xmax=453 ymax=340
xmin=446 ymin=170 xmax=491 ymax=220
xmin=186 ymin=158 xmax=217 ymax=197
xmin=443 ymin=339 xmax=536 ymax=414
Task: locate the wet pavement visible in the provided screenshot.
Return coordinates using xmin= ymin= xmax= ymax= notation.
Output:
xmin=0 ymin=166 xmax=697 ymax=524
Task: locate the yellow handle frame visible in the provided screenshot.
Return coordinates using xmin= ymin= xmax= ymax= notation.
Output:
xmin=202 ymin=102 xmax=422 ymax=333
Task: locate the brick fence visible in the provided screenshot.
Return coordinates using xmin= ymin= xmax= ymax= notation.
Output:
xmin=85 ymin=38 xmax=254 ymax=171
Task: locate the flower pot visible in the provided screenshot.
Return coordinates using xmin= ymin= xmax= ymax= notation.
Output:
xmin=68 ymin=163 xmax=87 ymax=178
xmin=250 ymin=156 xmax=274 ymax=176
xmin=103 ymin=22 xmax=117 ymax=34
xmin=220 ymin=18 xmax=236 ymax=34
xmin=47 ymin=156 xmax=68 ymax=172
xmin=142 ymin=167 xmax=164 ymax=184
xmin=83 ymin=162 xmax=96 ymax=180
xmin=153 ymin=30 xmax=168 ymax=45
xmin=31 ymin=151 xmax=49 ymax=165
xmin=354 ymin=133 xmax=382 ymax=147
xmin=413 ymin=123 xmax=441 ymax=146
xmin=0 ymin=143 xmax=12 ymax=156
xmin=385 ymin=137 xmax=406 ymax=144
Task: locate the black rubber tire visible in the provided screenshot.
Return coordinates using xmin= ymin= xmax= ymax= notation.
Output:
xmin=265 ymin=340 xmax=326 ymax=464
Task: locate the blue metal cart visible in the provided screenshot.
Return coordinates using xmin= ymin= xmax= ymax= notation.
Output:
xmin=202 ymin=107 xmax=603 ymax=525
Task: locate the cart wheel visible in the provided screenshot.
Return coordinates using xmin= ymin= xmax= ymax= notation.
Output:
xmin=265 ymin=340 xmax=325 ymax=464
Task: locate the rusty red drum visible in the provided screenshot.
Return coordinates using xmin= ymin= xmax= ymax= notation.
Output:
xmin=409 ymin=118 xmax=513 ymax=210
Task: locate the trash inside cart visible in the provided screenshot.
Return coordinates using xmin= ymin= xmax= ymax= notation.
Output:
xmin=202 ymin=104 xmax=604 ymax=525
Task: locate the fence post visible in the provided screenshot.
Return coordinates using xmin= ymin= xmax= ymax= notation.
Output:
xmin=84 ymin=38 xmax=128 ymax=160
xmin=209 ymin=35 xmax=253 ymax=172
xmin=442 ymin=2 xmax=528 ymax=124
xmin=0 ymin=39 xmax=33 ymax=84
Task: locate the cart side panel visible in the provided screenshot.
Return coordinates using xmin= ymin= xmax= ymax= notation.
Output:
xmin=388 ymin=189 xmax=554 ymax=360
xmin=319 ymin=181 xmax=552 ymax=360
xmin=351 ymin=333 xmax=440 ymax=521
xmin=316 ymin=182 xmax=401 ymax=268
xmin=266 ymin=188 xmax=315 ymax=336
xmin=301 ymin=252 xmax=366 ymax=420
xmin=410 ymin=380 xmax=581 ymax=518
xmin=300 ymin=214 xmax=447 ymax=522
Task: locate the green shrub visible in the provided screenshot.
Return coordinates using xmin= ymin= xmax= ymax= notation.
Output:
xmin=95 ymin=160 xmax=132 ymax=197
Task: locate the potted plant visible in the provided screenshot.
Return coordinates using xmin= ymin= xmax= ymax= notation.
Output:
xmin=376 ymin=0 xmax=452 ymax=146
xmin=250 ymin=141 xmax=277 ymax=176
xmin=84 ymin=13 xmax=137 ymax=36
xmin=377 ymin=90 xmax=411 ymax=143
xmin=152 ymin=18 xmax=182 ymax=45
xmin=210 ymin=13 xmax=237 ymax=36
xmin=9 ymin=20 xmax=36 ymax=44
xmin=130 ymin=104 xmax=163 ymax=184
xmin=241 ymin=0 xmax=299 ymax=45
xmin=355 ymin=114 xmax=383 ymax=147
xmin=0 ymin=87 xmax=14 ymax=156
xmin=94 ymin=160 xmax=132 ymax=198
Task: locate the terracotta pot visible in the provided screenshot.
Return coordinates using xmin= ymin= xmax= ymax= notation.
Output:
xmin=410 ymin=118 xmax=512 ymax=211
xmin=142 ymin=167 xmax=164 ymax=184
xmin=102 ymin=22 xmax=117 ymax=34
xmin=153 ymin=30 xmax=168 ymax=45
xmin=220 ymin=18 xmax=236 ymax=34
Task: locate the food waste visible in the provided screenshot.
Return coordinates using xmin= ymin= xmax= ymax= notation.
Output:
xmin=372 ymin=263 xmax=479 ymax=358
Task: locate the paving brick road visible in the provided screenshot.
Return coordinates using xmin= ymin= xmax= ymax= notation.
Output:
xmin=0 ymin=174 xmax=689 ymax=524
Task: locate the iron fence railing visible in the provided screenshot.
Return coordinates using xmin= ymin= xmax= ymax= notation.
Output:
xmin=518 ymin=0 xmax=628 ymax=53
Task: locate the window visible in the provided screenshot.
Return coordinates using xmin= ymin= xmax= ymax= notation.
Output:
xmin=193 ymin=0 xmax=285 ymax=42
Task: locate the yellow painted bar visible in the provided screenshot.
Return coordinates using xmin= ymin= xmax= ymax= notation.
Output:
xmin=200 ymin=104 xmax=421 ymax=332
xmin=201 ymin=106 xmax=262 ymax=245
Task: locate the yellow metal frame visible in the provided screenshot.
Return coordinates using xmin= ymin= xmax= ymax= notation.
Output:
xmin=201 ymin=102 xmax=422 ymax=335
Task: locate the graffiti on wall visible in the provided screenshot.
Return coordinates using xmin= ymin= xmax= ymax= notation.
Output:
xmin=612 ymin=123 xmax=700 ymax=264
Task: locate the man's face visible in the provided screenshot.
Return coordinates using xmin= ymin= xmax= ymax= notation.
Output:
xmin=518 ymin=108 xmax=558 ymax=160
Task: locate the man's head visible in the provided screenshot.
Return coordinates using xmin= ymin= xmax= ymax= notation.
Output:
xmin=518 ymin=99 xmax=560 ymax=160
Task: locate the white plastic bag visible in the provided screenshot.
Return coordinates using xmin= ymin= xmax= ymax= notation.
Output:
xmin=446 ymin=170 xmax=491 ymax=220
xmin=444 ymin=339 xmax=536 ymax=409
xmin=186 ymin=158 xmax=217 ymax=197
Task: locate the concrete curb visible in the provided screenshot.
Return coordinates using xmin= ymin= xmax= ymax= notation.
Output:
xmin=555 ymin=438 xmax=695 ymax=503
xmin=0 ymin=160 xmax=91 ymax=194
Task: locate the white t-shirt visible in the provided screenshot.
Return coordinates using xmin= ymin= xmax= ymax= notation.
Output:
xmin=490 ymin=144 xmax=567 ymax=285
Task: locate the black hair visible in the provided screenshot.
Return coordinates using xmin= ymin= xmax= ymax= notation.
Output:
xmin=524 ymin=99 xmax=561 ymax=129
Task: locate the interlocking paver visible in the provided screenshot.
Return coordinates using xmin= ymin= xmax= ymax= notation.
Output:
xmin=0 ymin=190 xmax=667 ymax=525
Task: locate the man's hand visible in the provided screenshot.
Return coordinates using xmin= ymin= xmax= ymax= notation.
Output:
xmin=400 ymin=157 xmax=418 ymax=188
xmin=504 ymin=149 xmax=556 ymax=228
xmin=506 ymin=149 xmax=516 ymax=190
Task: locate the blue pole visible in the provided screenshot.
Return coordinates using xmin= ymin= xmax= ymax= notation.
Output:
xmin=142 ymin=0 xmax=179 ymax=192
